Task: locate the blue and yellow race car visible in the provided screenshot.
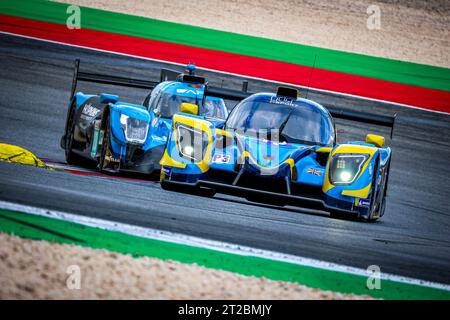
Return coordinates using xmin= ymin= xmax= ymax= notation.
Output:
xmin=160 ymin=87 xmax=393 ymax=221
xmin=61 ymin=60 xmax=228 ymax=176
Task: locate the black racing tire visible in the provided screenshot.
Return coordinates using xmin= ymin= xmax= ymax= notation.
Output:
xmin=363 ymin=164 xmax=379 ymax=222
xmin=367 ymin=159 xmax=390 ymax=221
xmin=364 ymin=158 xmax=389 ymax=222
xmin=65 ymin=103 xmax=89 ymax=166
xmin=98 ymin=115 xmax=112 ymax=174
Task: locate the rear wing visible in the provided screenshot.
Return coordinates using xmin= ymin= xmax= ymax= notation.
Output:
xmin=70 ymin=59 xmax=160 ymax=100
xmin=70 ymin=59 xmax=395 ymax=137
xmin=204 ymin=86 xmax=396 ymax=138
xmin=326 ymin=106 xmax=396 ymax=138
xmin=70 ymin=58 xmax=250 ymax=103
xmin=71 ymin=59 xmax=249 ymax=99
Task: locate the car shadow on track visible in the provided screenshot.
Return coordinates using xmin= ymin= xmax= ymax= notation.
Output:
xmin=212 ymin=194 xmax=330 ymax=219
xmin=209 ymin=193 xmax=377 ymax=223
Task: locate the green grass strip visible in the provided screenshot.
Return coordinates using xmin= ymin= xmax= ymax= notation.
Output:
xmin=0 ymin=209 xmax=449 ymax=299
xmin=0 ymin=0 xmax=449 ymax=91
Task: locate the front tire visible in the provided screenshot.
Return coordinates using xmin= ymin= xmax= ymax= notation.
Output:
xmin=364 ymin=159 xmax=390 ymax=222
xmin=98 ymin=115 xmax=113 ymax=173
xmin=65 ymin=104 xmax=88 ymax=166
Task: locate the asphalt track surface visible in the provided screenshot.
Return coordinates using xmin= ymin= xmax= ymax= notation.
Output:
xmin=0 ymin=34 xmax=450 ymax=284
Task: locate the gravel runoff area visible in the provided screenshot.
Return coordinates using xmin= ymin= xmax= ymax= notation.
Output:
xmin=0 ymin=233 xmax=371 ymax=299
xmin=56 ymin=0 xmax=450 ymax=68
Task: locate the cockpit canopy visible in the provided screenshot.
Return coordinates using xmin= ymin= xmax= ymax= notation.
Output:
xmin=225 ymin=94 xmax=335 ymax=146
xmin=155 ymin=92 xmax=201 ymax=118
xmin=149 ymin=81 xmax=228 ymax=120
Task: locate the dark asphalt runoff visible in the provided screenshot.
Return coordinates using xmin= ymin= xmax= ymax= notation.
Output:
xmin=0 ymin=34 xmax=449 ymax=284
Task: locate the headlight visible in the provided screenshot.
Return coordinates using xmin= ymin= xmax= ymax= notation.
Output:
xmin=120 ymin=114 xmax=149 ymax=144
xmin=329 ymin=154 xmax=369 ymax=185
xmin=176 ymin=123 xmax=209 ymax=162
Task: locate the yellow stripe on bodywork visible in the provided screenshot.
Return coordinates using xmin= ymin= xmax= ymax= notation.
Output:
xmin=316 ymin=147 xmax=332 ymax=153
xmin=159 ymin=149 xmax=187 ymax=169
xmin=322 ymin=144 xmax=376 ymax=193
xmin=341 ymin=183 xmax=371 ymax=199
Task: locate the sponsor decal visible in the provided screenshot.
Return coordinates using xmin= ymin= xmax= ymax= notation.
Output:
xmin=82 ymin=103 xmax=100 ymax=117
xmin=306 ymin=168 xmax=322 ymax=176
xmin=153 ymin=135 xmax=166 ymax=142
xmin=356 ymin=198 xmax=371 ymax=207
xmin=161 ymin=167 xmax=172 ymax=179
xmin=263 ymin=155 xmax=274 ymax=161
xmin=176 ymin=89 xmax=201 ymax=95
xmin=211 ymin=153 xmax=231 ymax=164
xmin=269 ymin=96 xmax=295 ymax=107
xmin=162 ymin=166 xmax=172 ymax=176
xmin=80 ymin=103 xmax=100 ymax=121
xmin=151 ymin=117 xmax=158 ymax=127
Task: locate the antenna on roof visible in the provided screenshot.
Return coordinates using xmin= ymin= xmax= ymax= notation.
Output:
xmin=186 ymin=63 xmax=196 ymax=75
xmin=305 ymin=54 xmax=317 ymax=100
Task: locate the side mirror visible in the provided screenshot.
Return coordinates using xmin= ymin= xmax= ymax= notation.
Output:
xmin=366 ymin=134 xmax=385 ymax=148
xmin=180 ymin=103 xmax=199 ymax=115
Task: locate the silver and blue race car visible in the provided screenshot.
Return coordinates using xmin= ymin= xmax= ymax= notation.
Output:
xmin=159 ymin=87 xmax=394 ymax=221
xmin=61 ymin=60 xmax=228 ymax=176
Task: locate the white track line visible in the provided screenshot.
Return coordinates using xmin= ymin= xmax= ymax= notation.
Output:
xmin=2 ymin=31 xmax=449 ymax=116
xmin=0 ymin=200 xmax=449 ymax=292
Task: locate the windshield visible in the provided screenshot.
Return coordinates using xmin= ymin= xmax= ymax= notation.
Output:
xmin=203 ymin=97 xmax=228 ymax=120
xmin=156 ymin=92 xmax=200 ymax=118
xmin=226 ymin=98 xmax=334 ymax=146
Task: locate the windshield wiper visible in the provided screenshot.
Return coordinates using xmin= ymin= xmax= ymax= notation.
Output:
xmin=278 ymin=109 xmax=294 ymax=137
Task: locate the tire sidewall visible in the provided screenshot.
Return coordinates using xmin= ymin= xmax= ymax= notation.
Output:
xmin=99 ymin=115 xmax=111 ymax=172
xmin=65 ymin=104 xmax=76 ymax=162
